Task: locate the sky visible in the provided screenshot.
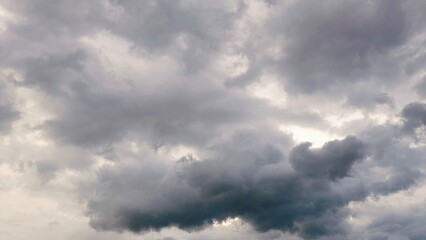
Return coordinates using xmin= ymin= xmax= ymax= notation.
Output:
xmin=1 ymin=0 xmax=426 ymax=239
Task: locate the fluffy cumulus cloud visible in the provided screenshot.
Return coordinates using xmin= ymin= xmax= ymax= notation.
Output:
xmin=1 ymin=0 xmax=426 ymax=239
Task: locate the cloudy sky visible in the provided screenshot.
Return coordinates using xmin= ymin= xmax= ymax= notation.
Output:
xmin=1 ymin=0 xmax=426 ymax=239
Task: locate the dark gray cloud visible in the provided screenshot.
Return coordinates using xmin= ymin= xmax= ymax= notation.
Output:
xmin=290 ymin=137 xmax=365 ymax=181
xmin=86 ymin=133 xmax=368 ymax=239
xmin=401 ymin=102 xmax=426 ymax=134
xmin=85 ymin=112 xmax=426 ymax=239
xmin=269 ymin=0 xmax=408 ymax=93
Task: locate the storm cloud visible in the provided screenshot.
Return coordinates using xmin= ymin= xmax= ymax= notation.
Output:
xmin=1 ymin=0 xmax=426 ymax=240
xmin=87 ymin=134 xmax=368 ymax=239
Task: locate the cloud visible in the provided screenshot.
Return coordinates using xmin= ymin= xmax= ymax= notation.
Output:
xmin=86 ymin=133 xmax=369 ymax=239
xmin=401 ymin=102 xmax=426 ymax=134
xmin=1 ymin=1 xmax=426 ymax=240
xmin=365 ymin=205 xmax=426 ymax=240
xmin=270 ymin=0 xmax=408 ymax=93
xmin=0 ymin=104 xmax=19 ymax=133
xmin=290 ymin=136 xmax=365 ymax=181
xmin=345 ymin=89 xmax=394 ymax=109
xmin=414 ymin=76 xmax=426 ymax=98
xmin=0 ymin=77 xmax=19 ymax=133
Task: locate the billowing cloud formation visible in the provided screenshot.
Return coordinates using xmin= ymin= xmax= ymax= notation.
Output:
xmin=84 ymin=127 xmax=423 ymax=239
xmin=1 ymin=0 xmax=426 ymax=240
xmin=88 ymin=134 xmax=367 ymax=239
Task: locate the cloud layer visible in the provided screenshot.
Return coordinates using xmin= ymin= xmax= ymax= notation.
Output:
xmin=1 ymin=0 xmax=426 ymax=239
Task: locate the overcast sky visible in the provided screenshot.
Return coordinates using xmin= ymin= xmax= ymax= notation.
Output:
xmin=1 ymin=0 xmax=426 ymax=239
